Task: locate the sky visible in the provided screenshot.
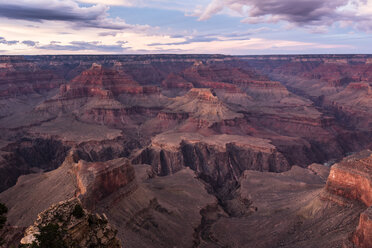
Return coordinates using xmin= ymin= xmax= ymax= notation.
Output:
xmin=0 ymin=0 xmax=372 ymax=55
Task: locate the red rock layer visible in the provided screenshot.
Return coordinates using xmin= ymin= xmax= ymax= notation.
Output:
xmin=325 ymin=150 xmax=372 ymax=207
xmin=72 ymin=158 xmax=136 ymax=209
xmin=61 ymin=64 xmax=162 ymax=100
xmin=353 ymin=207 xmax=372 ymax=248
xmin=0 ymin=70 xmax=64 ymax=97
xmin=161 ymin=73 xmax=194 ymax=89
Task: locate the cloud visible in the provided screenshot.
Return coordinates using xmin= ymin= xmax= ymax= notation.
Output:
xmin=148 ymin=29 xmax=259 ymax=47
xmin=77 ymin=0 xmax=134 ymax=6
xmin=99 ymin=31 xmax=118 ymax=36
xmin=0 ymin=0 xmax=135 ymax=30
xmin=0 ymin=37 xmax=19 ymax=45
xmin=38 ymin=40 xmax=127 ymax=52
xmin=197 ymin=0 xmax=372 ymax=31
xmin=22 ymin=40 xmax=39 ymax=46
xmin=149 ymin=36 xmax=220 ymax=46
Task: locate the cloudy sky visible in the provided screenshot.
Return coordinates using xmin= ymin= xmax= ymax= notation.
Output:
xmin=0 ymin=0 xmax=372 ymax=55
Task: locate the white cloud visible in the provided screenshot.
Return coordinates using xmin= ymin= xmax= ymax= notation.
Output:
xmin=197 ymin=0 xmax=372 ymax=32
xmin=77 ymin=0 xmax=134 ymax=6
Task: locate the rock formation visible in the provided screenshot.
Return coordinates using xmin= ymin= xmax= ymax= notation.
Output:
xmin=0 ymin=151 xmax=136 ymax=228
xmin=20 ymin=198 xmax=121 ymax=247
xmin=325 ymin=150 xmax=372 ymax=206
xmin=72 ymin=158 xmax=136 ymax=209
xmin=353 ymin=207 xmax=372 ymax=248
xmin=134 ymin=132 xmax=290 ymax=183
xmin=166 ymin=88 xmax=243 ymax=124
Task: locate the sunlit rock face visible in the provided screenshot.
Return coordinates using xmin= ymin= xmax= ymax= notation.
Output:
xmin=353 ymin=207 xmax=372 ymax=248
xmin=325 ymin=150 xmax=372 ymax=207
xmin=72 ymin=158 xmax=136 ymax=209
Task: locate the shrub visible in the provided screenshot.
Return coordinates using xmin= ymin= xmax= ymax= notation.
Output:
xmin=72 ymin=204 xmax=84 ymax=219
xmin=31 ymin=223 xmax=66 ymax=248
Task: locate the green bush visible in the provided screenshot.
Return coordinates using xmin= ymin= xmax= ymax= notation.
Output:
xmin=72 ymin=204 xmax=84 ymax=219
xmin=31 ymin=223 xmax=66 ymax=248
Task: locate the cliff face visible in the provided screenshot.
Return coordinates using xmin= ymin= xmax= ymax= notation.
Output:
xmin=323 ymin=150 xmax=372 ymax=248
xmin=20 ymin=198 xmax=121 ymax=247
xmin=325 ymin=150 xmax=372 ymax=207
xmin=0 ymin=138 xmax=69 ymax=192
xmin=0 ymin=59 xmax=65 ymax=97
xmin=325 ymin=82 xmax=372 ymax=130
xmin=134 ymin=133 xmax=290 ymax=187
xmin=353 ymin=207 xmax=372 ymax=248
xmin=0 ymin=151 xmax=137 ymax=228
xmin=72 ymin=158 xmax=136 ymax=209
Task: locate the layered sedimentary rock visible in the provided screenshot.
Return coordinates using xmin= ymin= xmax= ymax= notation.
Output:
xmin=325 ymin=150 xmax=372 ymax=206
xmin=325 ymin=82 xmax=372 ymax=129
xmin=204 ymin=165 xmax=365 ymax=248
xmin=20 ymin=198 xmax=121 ymax=247
xmin=134 ymin=132 xmax=290 ymax=186
xmin=353 ymin=207 xmax=372 ymax=248
xmin=166 ymin=88 xmax=242 ymax=124
xmin=61 ymin=63 xmax=139 ymax=99
xmin=72 ymin=158 xmax=136 ymax=209
xmin=38 ymin=63 xmax=168 ymax=129
xmin=0 ymin=138 xmax=69 ymax=192
xmin=0 ymin=62 xmax=64 ymax=97
xmin=238 ymin=80 xmax=290 ymax=100
xmin=0 ymin=152 xmax=137 ymax=227
xmin=96 ymin=164 xmax=217 ymax=248
xmin=161 ymin=73 xmax=193 ymax=89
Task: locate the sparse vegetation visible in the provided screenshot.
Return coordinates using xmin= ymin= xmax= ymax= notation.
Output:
xmin=30 ymin=224 xmax=66 ymax=248
xmin=72 ymin=204 xmax=84 ymax=219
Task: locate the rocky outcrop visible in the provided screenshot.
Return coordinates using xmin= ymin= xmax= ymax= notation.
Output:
xmin=20 ymin=198 xmax=121 ymax=247
xmin=62 ymin=63 xmax=138 ymax=98
xmin=97 ymin=164 xmax=217 ymax=248
xmin=0 ymin=65 xmax=65 ymax=97
xmin=161 ymin=73 xmax=193 ymax=89
xmin=325 ymin=150 xmax=372 ymax=206
xmin=72 ymin=158 xmax=136 ymax=209
xmin=166 ymin=88 xmax=243 ymax=124
xmin=181 ymin=62 xmax=267 ymax=86
xmin=133 ymin=132 xmax=290 ymax=187
xmin=353 ymin=207 xmax=372 ymax=248
xmin=238 ymin=80 xmax=290 ymax=100
xmin=0 ymin=138 xmax=69 ymax=192
xmin=325 ymin=82 xmax=372 ymax=130
xmin=0 ymin=151 xmax=137 ymax=228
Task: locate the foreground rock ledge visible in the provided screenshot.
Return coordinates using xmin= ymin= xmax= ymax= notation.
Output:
xmin=20 ymin=198 xmax=121 ymax=247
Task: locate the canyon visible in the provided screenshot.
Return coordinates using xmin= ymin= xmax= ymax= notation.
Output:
xmin=0 ymin=54 xmax=371 ymax=247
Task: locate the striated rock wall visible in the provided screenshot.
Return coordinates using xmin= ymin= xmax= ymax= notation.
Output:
xmin=353 ymin=207 xmax=372 ymax=248
xmin=325 ymin=150 xmax=372 ymax=207
xmin=0 ymin=138 xmax=69 ymax=192
xmin=72 ymin=158 xmax=136 ymax=210
xmin=133 ymin=133 xmax=290 ymax=187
